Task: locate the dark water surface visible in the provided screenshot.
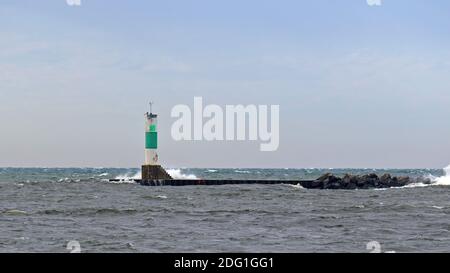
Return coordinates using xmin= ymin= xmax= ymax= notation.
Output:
xmin=1 ymin=168 xmax=449 ymax=253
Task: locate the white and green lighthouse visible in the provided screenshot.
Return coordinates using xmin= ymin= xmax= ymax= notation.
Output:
xmin=144 ymin=111 xmax=158 ymax=165
xmin=142 ymin=104 xmax=172 ymax=180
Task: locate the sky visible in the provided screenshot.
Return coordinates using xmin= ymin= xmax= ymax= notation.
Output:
xmin=1 ymin=0 xmax=450 ymax=168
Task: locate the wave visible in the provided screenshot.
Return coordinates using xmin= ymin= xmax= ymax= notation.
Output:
xmin=108 ymin=179 xmax=136 ymax=184
xmin=234 ymin=170 xmax=251 ymax=174
xmin=167 ymin=169 xmax=198 ymax=179
xmin=57 ymin=177 xmax=81 ymax=183
xmin=114 ymin=169 xmax=198 ymax=180
xmin=289 ymin=183 xmax=305 ymax=189
xmin=403 ymin=164 xmax=450 ymax=188
xmin=115 ymin=171 xmax=141 ymax=180
xmin=40 ymin=208 xmax=139 ymax=216
xmin=2 ymin=209 xmax=28 ymax=215
xmin=431 ymin=165 xmax=450 ymax=186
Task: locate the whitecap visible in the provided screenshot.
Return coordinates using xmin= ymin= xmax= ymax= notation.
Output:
xmin=234 ymin=170 xmax=251 ymax=174
xmin=401 ymin=182 xmax=430 ymax=188
xmin=167 ymin=169 xmax=197 ymax=179
xmin=4 ymin=209 xmax=27 ymax=215
xmin=114 ymin=169 xmax=198 ymax=180
xmin=389 ymin=164 xmax=450 ymax=189
xmin=406 ymin=164 xmax=450 ymax=188
xmin=108 ymin=179 xmax=136 ymax=184
xmin=289 ymin=183 xmax=304 ymax=189
xmin=57 ymin=177 xmax=75 ymax=183
xmin=431 ymin=165 xmax=450 ymax=186
xmin=115 ymin=171 xmax=142 ymax=180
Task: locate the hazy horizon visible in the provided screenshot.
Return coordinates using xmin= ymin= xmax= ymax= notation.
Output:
xmin=2 ymin=1 xmax=450 ymax=169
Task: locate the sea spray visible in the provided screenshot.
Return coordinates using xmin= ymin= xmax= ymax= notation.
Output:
xmin=114 ymin=169 xmax=198 ymax=180
xmin=115 ymin=171 xmax=142 ymax=181
xmin=167 ymin=169 xmax=198 ymax=180
xmin=405 ymin=164 xmax=450 ymax=188
xmin=431 ymin=164 xmax=450 ymax=186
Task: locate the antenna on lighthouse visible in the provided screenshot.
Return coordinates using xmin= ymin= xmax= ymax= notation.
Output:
xmin=149 ymin=101 xmax=153 ymax=114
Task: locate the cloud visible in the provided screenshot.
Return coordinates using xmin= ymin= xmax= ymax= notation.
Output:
xmin=66 ymin=0 xmax=81 ymax=6
xmin=366 ymin=0 xmax=382 ymax=6
xmin=142 ymin=59 xmax=192 ymax=73
xmin=112 ymin=56 xmax=193 ymax=73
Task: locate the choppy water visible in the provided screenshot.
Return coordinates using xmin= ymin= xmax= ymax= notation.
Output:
xmin=1 ymin=167 xmax=450 ymax=253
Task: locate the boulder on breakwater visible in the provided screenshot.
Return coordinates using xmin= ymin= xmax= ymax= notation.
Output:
xmin=307 ymin=173 xmax=431 ymax=190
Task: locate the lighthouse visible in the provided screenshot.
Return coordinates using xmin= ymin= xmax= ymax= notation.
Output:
xmin=144 ymin=110 xmax=158 ymax=165
xmin=141 ymin=103 xmax=172 ymax=180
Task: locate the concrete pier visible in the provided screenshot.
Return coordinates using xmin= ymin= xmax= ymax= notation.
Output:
xmin=109 ymin=172 xmax=425 ymax=189
xmin=107 ymin=178 xmax=315 ymax=187
xmin=141 ymin=165 xmax=172 ymax=180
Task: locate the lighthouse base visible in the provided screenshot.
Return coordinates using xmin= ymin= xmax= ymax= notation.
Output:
xmin=141 ymin=165 xmax=173 ymax=180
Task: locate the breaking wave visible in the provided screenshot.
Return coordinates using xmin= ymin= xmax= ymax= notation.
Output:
xmin=114 ymin=169 xmax=197 ymax=180
xmin=289 ymin=183 xmax=305 ymax=189
xmin=429 ymin=164 xmax=450 ymax=186
xmin=167 ymin=169 xmax=198 ymax=179
xmin=404 ymin=164 xmax=450 ymax=188
xmin=115 ymin=171 xmax=142 ymax=180
xmin=234 ymin=170 xmax=251 ymax=174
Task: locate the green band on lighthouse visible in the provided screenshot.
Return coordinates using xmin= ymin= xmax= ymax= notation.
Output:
xmin=149 ymin=124 xmax=156 ymax=132
xmin=145 ymin=132 xmax=158 ymax=149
